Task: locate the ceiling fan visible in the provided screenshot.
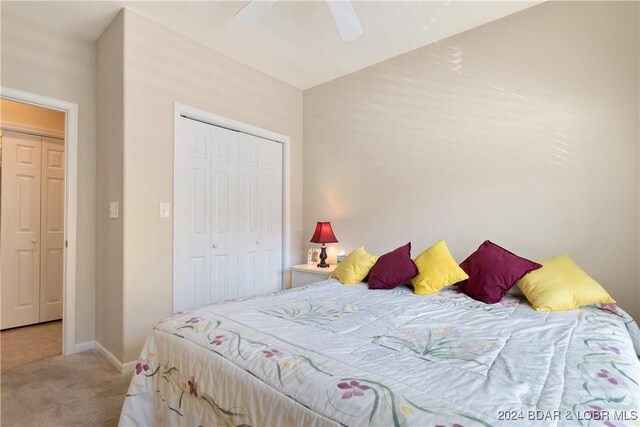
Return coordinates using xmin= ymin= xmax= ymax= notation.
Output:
xmin=235 ymin=0 xmax=363 ymax=42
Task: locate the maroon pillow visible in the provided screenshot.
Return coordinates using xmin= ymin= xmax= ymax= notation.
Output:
xmin=368 ymin=243 xmax=419 ymax=290
xmin=458 ymin=241 xmax=542 ymax=304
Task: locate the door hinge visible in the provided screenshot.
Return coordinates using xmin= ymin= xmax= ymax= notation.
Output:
xmin=65 ymin=240 xmax=69 ymax=248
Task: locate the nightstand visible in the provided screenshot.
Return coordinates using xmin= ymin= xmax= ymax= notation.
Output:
xmin=290 ymin=264 xmax=337 ymax=288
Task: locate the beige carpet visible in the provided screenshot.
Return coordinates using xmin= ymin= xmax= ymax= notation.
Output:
xmin=1 ymin=350 xmax=132 ymax=427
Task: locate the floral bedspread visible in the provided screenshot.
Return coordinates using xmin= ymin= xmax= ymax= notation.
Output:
xmin=119 ymin=280 xmax=640 ymax=427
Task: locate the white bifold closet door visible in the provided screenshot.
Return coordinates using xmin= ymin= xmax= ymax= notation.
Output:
xmin=39 ymin=137 xmax=65 ymax=322
xmin=1 ymin=131 xmax=64 ymax=329
xmin=174 ymin=117 xmax=282 ymax=312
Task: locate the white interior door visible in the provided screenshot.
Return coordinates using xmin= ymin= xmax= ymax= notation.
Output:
xmin=261 ymin=139 xmax=283 ymax=293
xmin=1 ymin=130 xmax=42 ymax=329
xmin=39 ymin=137 xmax=65 ymax=322
xmin=211 ymin=126 xmax=239 ymax=303
xmin=174 ymin=118 xmax=213 ymax=311
xmin=237 ymin=134 xmax=283 ymax=297
xmin=238 ymin=134 xmax=263 ymax=298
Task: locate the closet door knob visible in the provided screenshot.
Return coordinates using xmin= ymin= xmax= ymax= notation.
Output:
xmin=31 ymin=239 xmax=37 ymax=244
xmin=212 ymin=243 xmax=218 ymax=249
xmin=256 ymin=240 xmax=261 ymax=245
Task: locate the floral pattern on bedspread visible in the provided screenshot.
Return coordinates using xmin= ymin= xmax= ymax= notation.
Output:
xmin=374 ymin=318 xmax=507 ymax=375
xmin=259 ymin=300 xmax=360 ymax=325
xmin=127 ymin=353 xmax=252 ymax=425
xmin=424 ymin=287 xmax=521 ymax=317
xmin=174 ymin=316 xmax=333 ymax=386
xmin=327 ymin=377 xmax=493 ymax=427
xmin=259 ymin=299 xmax=399 ymax=334
xmin=560 ymin=305 xmax=640 ymax=427
xmin=123 ymin=311 xmax=493 ymax=427
xmin=120 ymin=280 xmax=640 ymax=427
xmin=593 ymin=303 xmax=640 ymax=354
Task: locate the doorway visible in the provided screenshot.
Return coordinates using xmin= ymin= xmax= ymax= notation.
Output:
xmin=0 ymin=87 xmax=78 ymax=358
xmin=1 ymin=99 xmax=65 ymax=369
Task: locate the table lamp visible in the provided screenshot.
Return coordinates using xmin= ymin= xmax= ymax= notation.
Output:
xmin=310 ymin=222 xmax=338 ymax=268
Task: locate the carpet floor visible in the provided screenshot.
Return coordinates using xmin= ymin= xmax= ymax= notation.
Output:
xmin=1 ymin=350 xmax=132 ymax=426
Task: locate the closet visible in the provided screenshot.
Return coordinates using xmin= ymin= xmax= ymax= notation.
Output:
xmin=174 ymin=116 xmax=283 ymax=312
xmin=1 ymin=129 xmax=65 ymax=329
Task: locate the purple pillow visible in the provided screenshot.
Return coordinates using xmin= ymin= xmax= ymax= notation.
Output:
xmin=368 ymin=243 xmax=419 ymax=290
xmin=458 ymin=241 xmax=542 ymax=304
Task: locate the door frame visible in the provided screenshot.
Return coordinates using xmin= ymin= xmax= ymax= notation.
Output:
xmin=1 ymin=86 xmax=78 ymax=355
xmin=172 ymin=102 xmax=291 ymax=312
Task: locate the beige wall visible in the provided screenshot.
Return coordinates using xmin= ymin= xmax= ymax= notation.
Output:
xmin=1 ymin=8 xmax=97 ymax=343
xmin=5 ymin=1 xmax=635 ymax=362
xmin=119 ymin=9 xmax=304 ymax=361
xmin=304 ymin=1 xmax=640 ymax=320
xmin=1 ymin=99 xmax=65 ymax=134
xmin=96 ymin=11 xmax=125 ymax=360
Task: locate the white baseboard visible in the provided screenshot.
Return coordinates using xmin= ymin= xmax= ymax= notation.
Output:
xmin=74 ymin=340 xmax=136 ymax=375
xmin=94 ymin=341 xmax=135 ymax=375
xmin=74 ymin=340 xmax=96 ymax=353
xmin=94 ymin=341 xmax=122 ymax=372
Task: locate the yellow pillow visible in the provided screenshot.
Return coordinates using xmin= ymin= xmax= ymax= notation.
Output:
xmin=411 ymin=240 xmax=469 ymax=295
xmin=517 ymin=255 xmax=614 ymax=311
xmin=332 ymin=247 xmax=378 ymax=285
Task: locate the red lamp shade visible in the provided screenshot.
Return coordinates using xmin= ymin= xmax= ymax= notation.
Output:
xmin=310 ymin=222 xmax=338 ymax=244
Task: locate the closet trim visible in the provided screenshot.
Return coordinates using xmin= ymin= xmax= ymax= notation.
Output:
xmin=1 ymin=122 xmax=65 ymax=140
xmin=178 ymin=115 xmax=283 ymax=145
xmin=172 ymin=102 xmax=292 ymax=311
xmin=1 ymin=86 xmax=78 ymax=356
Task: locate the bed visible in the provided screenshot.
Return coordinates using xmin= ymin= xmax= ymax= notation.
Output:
xmin=119 ymin=279 xmax=640 ymax=426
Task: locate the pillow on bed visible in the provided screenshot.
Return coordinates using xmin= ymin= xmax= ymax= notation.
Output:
xmin=517 ymin=255 xmax=615 ymax=311
xmin=411 ymin=240 xmax=468 ymax=294
xmin=332 ymin=247 xmax=378 ymax=285
xmin=368 ymin=242 xmax=418 ymax=289
xmin=458 ymin=241 xmax=542 ymax=304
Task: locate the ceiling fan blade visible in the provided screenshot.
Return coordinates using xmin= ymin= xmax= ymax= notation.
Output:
xmin=326 ymin=1 xmax=363 ymax=41
xmin=235 ymin=0 xmax=278 ymax=24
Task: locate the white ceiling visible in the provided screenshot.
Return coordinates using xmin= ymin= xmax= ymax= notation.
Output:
xmin=2 ymin=1 xmax=543 ymax=89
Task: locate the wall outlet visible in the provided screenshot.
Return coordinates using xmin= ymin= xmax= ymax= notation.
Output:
xmin=109 ymin=202 xmax=119 ymax=219
xmin=159 ymin=202 xmax=171 ymax=218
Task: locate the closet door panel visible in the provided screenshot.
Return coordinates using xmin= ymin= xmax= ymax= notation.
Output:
xmin=238 ymin=134 xmax=263 ymax=298
xmin=174 ymin=118 xmax=213 ymax=311
xmin=210 ymin=127 xmax=239 ymax=303
xmin=261 ymin=140 xmax=283 ymax=293
xmin=40 ymin=137 xmax=65 ymax=322
xmin=1 ymin=131 xmax=42 ymax=329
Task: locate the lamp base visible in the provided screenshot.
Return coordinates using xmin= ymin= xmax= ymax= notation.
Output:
xmin=317 ymin=244 xmax=330 ymax=268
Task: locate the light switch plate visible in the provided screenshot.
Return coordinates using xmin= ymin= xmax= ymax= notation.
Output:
xmin=109 ymin=202 xmax=119 ymax=219
xmin=159 ymin=202 xmax=171 ymax=218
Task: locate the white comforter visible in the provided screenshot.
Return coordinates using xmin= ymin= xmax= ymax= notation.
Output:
xmin=120 ymin=279 xmax=640 ymax=427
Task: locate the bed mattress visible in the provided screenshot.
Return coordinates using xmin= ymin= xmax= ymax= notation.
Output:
xmin=119 ymin=279 xmax=640 ymax=426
